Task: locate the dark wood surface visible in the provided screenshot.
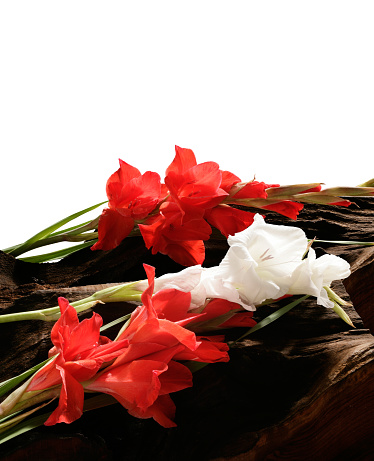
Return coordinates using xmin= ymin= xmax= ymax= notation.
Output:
xmin=0 ymin=198 xmax=373 ymax=460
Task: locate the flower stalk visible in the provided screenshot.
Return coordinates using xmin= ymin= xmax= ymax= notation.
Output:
xmin=0 ymin=281 xmax=143 ymax=323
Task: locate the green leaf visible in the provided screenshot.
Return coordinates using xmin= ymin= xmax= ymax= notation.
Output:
xmin=18 ymin=240 xmax=96 ymax=263
xmin=233 ymin=295 xmax=309 ymax=342
xmin=7 ymin=201 xmax=106 ymax=257
xmin=100 ymin=314 xmax=131 ymax=333
xmin=0 ymin=358 xmax=52 ymax=398
xmin=314 ymin=239 xmax=374 ymax=246
xmin=0 ymin=411 xmax=49 ymax=444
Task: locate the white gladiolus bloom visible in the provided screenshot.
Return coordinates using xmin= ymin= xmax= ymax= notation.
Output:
xmin=191 ymin=265 xmax=247 ymax=308
xmin=135 ymin=213 xmax=351 ymax=312
xmin=288 ymin=248 xmax=351 ymax=307
xmin=212 ymin=214 xmax=309 ymax=308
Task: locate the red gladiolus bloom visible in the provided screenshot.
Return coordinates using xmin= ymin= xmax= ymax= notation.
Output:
xmin=27 ymin=297 xmax=129 ymax=426
xmin=164 ymin=146 xmax=229 ymax=218
xmin=85 ymin=265 xmax=230 ymax=427
xmin=92 ymin=160 xmax=162 ymax=251
xmin=139 ymin=201 xmax=211 ymax=266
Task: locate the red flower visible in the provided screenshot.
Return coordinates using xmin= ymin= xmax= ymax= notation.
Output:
xmin=92 ymin=160 xmax=162 ymax=251
xmin=85 ymin=265 xmax=230 ymax=427
xmin=164 ymin=146 xmax=229 ymax=218
xmin=139 ymin=201 xmax=211 ymax=266
xmin=27 ymin=297 xmax=129 ymax=425
xmin=138 ymin=146 xmax=245 ymax=265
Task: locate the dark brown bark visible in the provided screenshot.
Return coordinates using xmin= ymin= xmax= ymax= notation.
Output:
xmin=0 ymin=198 xmax=374 ymax=460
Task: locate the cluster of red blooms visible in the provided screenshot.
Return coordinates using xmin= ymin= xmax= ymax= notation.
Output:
xmin=91 ymin=146 xmax=321 ymax=266
xmin=27 ymin=264 xmax=255 ymax=428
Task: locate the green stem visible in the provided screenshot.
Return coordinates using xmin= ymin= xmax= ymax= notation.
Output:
xmin=6 ymin=200 xmax=106 ymax=258
xmin=0 ymin=281 xmax=143 ymax=324
xmin=0 ymin=300 xmax=100 ymax=323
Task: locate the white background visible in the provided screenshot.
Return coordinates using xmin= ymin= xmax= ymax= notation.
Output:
xmin=1 ymin=1 xmax=373 ymax=250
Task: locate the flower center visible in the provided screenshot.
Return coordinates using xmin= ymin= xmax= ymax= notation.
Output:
xmin=259 ymin=248 xmax=274 ymax=262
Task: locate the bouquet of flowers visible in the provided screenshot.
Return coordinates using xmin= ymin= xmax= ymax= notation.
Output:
xmin=0 ymin=146 xmax=373 ymax=445
xmin=4 ymin=146 xmax=373 ymax=265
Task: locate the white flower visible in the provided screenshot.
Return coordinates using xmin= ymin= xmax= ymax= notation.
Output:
xmin=288 ymin=248 xmax=351 ymax=307
xmin=205 ymin=214 xmax=309 ymax=309
xmin=135 ymin=213 xmax=351 ymax=312
xmin=191 ymin=265 xmax=247 ymax=308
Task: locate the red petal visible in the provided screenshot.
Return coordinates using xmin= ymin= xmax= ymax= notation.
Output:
xmin=220 ymin=170 xmax=241 ymax=192
xmin=63 ymin=359 xmax=101 ymax=382
xmin=117 ymin=159 xmax=141 ymax=182
xmin=151 ymin=289 xmax=193 ymax=323
xmin=106 ymin=159 xmax=141 ymax=202
xmin=115 ymin=171 xmax=161 ymax=218
xmin=232 ymin=181 xmax=268 ymax=199
xmin=329 ymin=200 xmax=351 ymax=207
xmin=165 ymin=162 xmax=228 ymax=213
xmin=50 ymin=299 xmax=79 ymax=351
xmin=262 ymin=201 xmax=304 ymax=220
xmin=86 ymin=359 xmax=167 ymax=411
xmin=44 ymin=366 xmax=84 ymax=426
xmin=91 ymin=208 xmax=135 ymax=251
xmin=158 ymin=360 xmax=193 ymax=395
xmin=129 ymin=318 xmax=197 ymax=351
xmin=205 ymin=206 xmax=255 ymax=237
xmin=87 ymin=338 xmax=129 ymax=363
xmin=139 ymin=214 xmax=209 ymax=266
xmin=163 ymin=218 xmax=212 ymax=241
xmin=161 ymin=240 xmax=206 ymax=266
xmin=220 ymin=312 xmax=257 ymax=329
xmin=173 ymin=336 xmax=229 ymax=363
xmin=165 ymin=146 xmax=197 ymax=176
xmin=64 ymin=312 xmax=102 ymax=360
xmin=136 ymin=394 xmax=177 ymax=428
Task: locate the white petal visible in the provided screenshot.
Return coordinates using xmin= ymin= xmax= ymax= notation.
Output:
xmin=135 ymin=265 xmax=203 ymax=294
